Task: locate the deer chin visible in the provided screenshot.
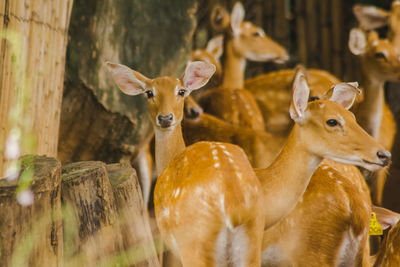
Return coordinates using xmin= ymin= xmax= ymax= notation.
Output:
xmin=325 ymin=156 xmax=385 ymax=172
xmin=361 ymin=159 xmax=388 ymax=171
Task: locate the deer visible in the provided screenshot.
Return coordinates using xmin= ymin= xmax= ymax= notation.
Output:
xmin=370 ymin=206 xmax=400 ymax=267
xmin=197 ymin=2 xmax=288 ymax=131
xmin=347 ymin=28 xmax=400 ymax=205
xmin=107 ymin=61 xmax=266 ymax=266
xmin=107 ymin=60 xmax=390 ymax=266
xmin=186 ymin=69 xmax=391 ymax=266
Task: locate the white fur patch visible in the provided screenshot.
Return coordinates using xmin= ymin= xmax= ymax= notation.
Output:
xmin=215 ymin=226 xmax=248 ymax=267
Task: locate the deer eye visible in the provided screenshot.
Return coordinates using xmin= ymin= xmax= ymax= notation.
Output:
xmin=178 ymin=89 xmax=186 ymax=97
xmin=253 ymin=31 xmax=261 ymax=37
xmin=326 ymin=119 xmax=339 ymax=127
xmin=145 ymin=91 xmax=154 ymax=99
xmin=309 ymin=96 xmax=320 ymax=102
xmin=375 ymin=52 xmax=387 ymax=60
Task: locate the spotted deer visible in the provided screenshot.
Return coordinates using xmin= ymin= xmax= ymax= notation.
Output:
xmin=107 ymin=61 xmax=266 ymax=267
xmin=186 ymin=69 xmax=391 ymax=266
xmin=198 ymin=2 xmax=288 ymax=131
xmin=107 ymin=60 xmax=390 ymax=266
xmin=347 ymin=28 xmax=400 ymax=205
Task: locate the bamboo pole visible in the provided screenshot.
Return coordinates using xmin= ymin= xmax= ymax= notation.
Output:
xmin=320 ymin=0 xmax=332 ymax=71
xmin=0 ymin=0 xmax=74 ymax=175
xmin=331 ymin=0 xmax=343 ymax=77
xmin=295 ymin=0 xmax=308 ymax=65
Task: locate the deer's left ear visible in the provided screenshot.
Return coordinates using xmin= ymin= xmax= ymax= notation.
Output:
xmin=230 ymin=2 xmax=245 ymax=35
xmin=327 ymin=82 xmax=361 ymax=110
xmin=290 ymin=70 xmax=310 ymax=123
xmin=182 ymin=61 xmax=216 ymax=92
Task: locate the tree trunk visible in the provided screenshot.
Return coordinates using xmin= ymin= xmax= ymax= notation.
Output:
xmin=61 ymin=161 xmax=124 ymax=265
xmin=0 ymin=0 xmax=74 ymax=174
xmin=107 ymin=163 xmax=160 ymax=267
xmin=0 ymin=155 xmax=62 ymax=266
xmin=58 ymin=0 xmax=198 ymax=165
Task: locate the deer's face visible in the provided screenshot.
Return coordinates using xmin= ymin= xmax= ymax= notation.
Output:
xmin=365 ymin=36 xmax=400 ymax=82
xmin=300 ymin=100 xmax=390 ymax=171
xmin=144 ymin=77 xmax=186 ymax=130
xmin=106 ymin=61 xmax=216 ymax=131
xmin=232 ymin=22 xmax=288 ymax=63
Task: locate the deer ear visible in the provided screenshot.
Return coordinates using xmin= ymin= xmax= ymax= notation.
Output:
xmin=372 ymin=205 xmax=400 ymax=230
xmin=353 ymin=4 xmax=389 ymax=30
xmin=182 ymin=61 xmax=216 ymax=92
xmin=230 ymin=2 xmax=245 ymax=34
xmin=327 ymin=82 xmax=361 ymax=110
xmin=349 ymin=28 xmax=368 ymax=55
xmin=210 ymin=5 xmax=230 ymax=32
xmin=206 ymin=35 xmax=224 ymax=60
xmin=106 ymin=62 xmax=150 ymax=95
xmin=290 ymin=70 xmax=310 ymax=123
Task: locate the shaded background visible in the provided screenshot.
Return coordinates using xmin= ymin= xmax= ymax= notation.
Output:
xmin=59 ymin=0 xmax=400 ymax=212
xmin=1 ymin=0 xmax=399 ymax=212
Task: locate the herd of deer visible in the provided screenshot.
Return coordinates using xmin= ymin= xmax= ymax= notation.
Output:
xmin=106 ymin=2 xmax=400 ymax=267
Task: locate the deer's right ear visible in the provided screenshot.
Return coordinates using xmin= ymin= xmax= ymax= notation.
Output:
xmin=290 ymin=71 xmax=310 ymax=123
xmin=348 ymin=28 xmax=368 ymax=56
xmin=106 ymin=62 xmax=149 ymax=96
xmin=182 ymin=61 xmax=216 ymax=92
xmin=206 ymin=35 xmax=224 ymax=60
xmin=353 ymin=4 xmax=389 ymax=30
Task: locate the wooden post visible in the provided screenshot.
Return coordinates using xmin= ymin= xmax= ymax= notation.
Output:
xmin=107 ymin=163 xmax=160 ymax=267
xmin=61 ymin=161 xmax=124 ymax=265
xmin=0 ymin=0 xmax=74 ymax=174
xmin=0 ymin=155 xmax=62 ymax=266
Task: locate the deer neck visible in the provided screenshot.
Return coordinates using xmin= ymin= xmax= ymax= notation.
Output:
xmin=356 ymin=62 xmax=385 ymax=139
xmin=221 ymin=40 xmax=246 ymax=89
xmin=154 ymin=123 xmax=186 ymax=176
xmin=255 ymin=124 xmax=322 ymax=228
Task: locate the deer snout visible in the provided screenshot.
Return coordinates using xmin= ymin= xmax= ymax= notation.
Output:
xmin=157 ymin=114 xmax=174 ymax=128
xmin=377 ymin=150 xmax=391 ymax=167
xmin=185 ymin=106 xmax=203 ymax=119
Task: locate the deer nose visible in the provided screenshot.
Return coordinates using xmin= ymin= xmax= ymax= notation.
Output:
xmin=377 ymin=150 xmax=391 ymax=166
xmin=157 ymin=114 xmax=174 ymax=128
xmin=185 ymin=106 xmax=203 ymax=119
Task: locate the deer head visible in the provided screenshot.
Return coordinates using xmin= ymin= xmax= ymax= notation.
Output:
xmin=349 ymin=28 xmax=400 ymax=83
xmin=290 ymin=71 xmax=391 ymax=171
xmin=211 ymin=2 xmax=288 ymax=63
xmin=106 ymin=61 xmax=216 ymax=131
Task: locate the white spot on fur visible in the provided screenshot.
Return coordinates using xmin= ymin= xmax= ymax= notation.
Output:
xmin=173 ymin=188 xmax=181 ymax=198
xmin=212 ymin=149 xmax=218 ymax=155
xmin=215 ymin=162 xmax=221 ymax=168
xmin=328 ymin=171 xmax=333 ymax=177
xmin=223 ymin=150 xmax=232 ymax=157
xmin=322 ymin=165 xmax=329 ymax=170
xmin=337 ymin=180 xmax=343 ymax=184
xmin=219 ymin=144 xmax=227 ymax=150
